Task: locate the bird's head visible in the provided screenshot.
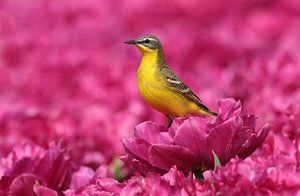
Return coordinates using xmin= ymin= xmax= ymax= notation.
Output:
xmin=124 ymin=35 xmax=162 ymax=54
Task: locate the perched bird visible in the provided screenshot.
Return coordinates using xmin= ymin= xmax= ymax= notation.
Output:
xmin=125 ymin=35 xmax=217 ymax=127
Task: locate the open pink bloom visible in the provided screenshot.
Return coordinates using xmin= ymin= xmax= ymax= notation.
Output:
xmin=120 ymin=166 xmax=208 ymax=196
xmin=0 ymin=142 xmax=73 ymax=195
xmin=65 ymin=166 xmax=209 ymax=196
xmin=65 ymin=177 xmax=124 ymax=196
xmin=203 ymin=132 xmax=300 ymax=195
xmin=121 ymin=99 xmax=270 ymax=174
xmin=66 ymin=164 xmax=113 ymax=194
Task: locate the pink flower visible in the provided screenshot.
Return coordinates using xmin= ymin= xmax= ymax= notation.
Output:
xmin=120 ymin=167 xmax=202 ymax=196
xmin=203 ymin=148 xmax=300 ymax=194
xmin=65 ymin=177 xmax=124 ymax=196
xmin=67 ymin=164 xmax=113 ymax=193
xmin=0 ymin=142 xmax=73 ymax=195
xmin=66 ymin=166 xmax=209 ymax=196
xmin=200 ymin=128 xmax=300 ymax=195
xmin=122 ymin=99 xmax=270 ymax=174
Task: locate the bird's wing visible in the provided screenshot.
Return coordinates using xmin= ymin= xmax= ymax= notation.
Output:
xmin=160 ymin=66 xmax=211 ymax=112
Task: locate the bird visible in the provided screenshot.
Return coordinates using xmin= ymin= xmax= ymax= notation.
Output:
xmin=125 ymin=35 xmax=217 ymax=127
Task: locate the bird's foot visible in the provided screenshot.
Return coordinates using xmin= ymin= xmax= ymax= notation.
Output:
xmin=166 ymin=115 xmax=173 ymax=128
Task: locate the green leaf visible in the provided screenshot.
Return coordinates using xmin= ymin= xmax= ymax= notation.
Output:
xmin=110 ymin=158 xmax=125 ymax=182
xmin=212 ymin=151 xmax=221 ymax=171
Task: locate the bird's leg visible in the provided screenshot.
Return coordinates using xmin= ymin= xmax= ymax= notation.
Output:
xmin=166 ymin=115 xmax=173 ymax=128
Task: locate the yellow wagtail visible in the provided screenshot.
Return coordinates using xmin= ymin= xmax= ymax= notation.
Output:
xmin=125 ymin=35 xmax=217 ymax=127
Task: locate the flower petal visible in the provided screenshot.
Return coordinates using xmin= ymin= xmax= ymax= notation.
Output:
xmin=207 ymin=118 xmax=238 ymax=165
xmin=122 ymin=138 xmax=150 ymax=162
xmin=134 ymin=121 xmax=171 ymax=144
xmin=149 ymin=144 xmax=197 ymax=172
xmin=216 ymin=98 xmax=242 ymax=122
xmin=120 ymin=155 xmax=164 ymax=175
xmin=33 ymin=185 xmax=58 ymax=196
xmin=238 ymin=124 xmax=271 ymax=159
xmin=70 ymin=166 xmax=95 ymax=191
xmin=8 ymin=173 xmax=44 ymax=196
xmin=173 ymin=117 xmax=209 ymax=163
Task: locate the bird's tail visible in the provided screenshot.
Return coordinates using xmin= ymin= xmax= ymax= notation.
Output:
xmin=198 ymin=108 xmax=218 ymax=117
xmin=198 ymin=104 xmax=218 ymax=117
xmin=206 ymin=110 xmax=218 ymax=117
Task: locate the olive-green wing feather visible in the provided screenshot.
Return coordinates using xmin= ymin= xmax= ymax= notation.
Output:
xmin=160 ymin=66 xmax=217 ymax=116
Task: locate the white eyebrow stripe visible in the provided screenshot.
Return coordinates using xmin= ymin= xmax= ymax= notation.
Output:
xmin=145 ymin=38 xmax=157 ymax=41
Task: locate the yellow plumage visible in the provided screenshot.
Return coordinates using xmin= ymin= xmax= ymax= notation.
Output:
xmin=137 ymin=50 xmax=201 ymax=117
xmin=125 ymin=35 xmax=216 ymax=126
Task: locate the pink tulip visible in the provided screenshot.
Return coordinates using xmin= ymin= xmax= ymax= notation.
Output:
xmin=0 ymin=142 xmax=72 ymax=195
xmin=122 ymin=99 xmax=270 ymax=174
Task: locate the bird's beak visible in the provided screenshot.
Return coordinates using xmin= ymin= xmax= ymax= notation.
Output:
xmin=124 ymin=39 xmax=138 ymax=45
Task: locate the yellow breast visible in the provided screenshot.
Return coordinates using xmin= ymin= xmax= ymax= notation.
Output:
xmin=137 ymin=52 xmax=201 ymax=117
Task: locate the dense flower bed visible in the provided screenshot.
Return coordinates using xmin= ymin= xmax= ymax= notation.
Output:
xmin=1 ymin=0 xmax=300 ymax=195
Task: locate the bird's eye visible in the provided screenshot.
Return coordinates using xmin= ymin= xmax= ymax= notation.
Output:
xmin=144 ymin=39 xmax=150 ymax=43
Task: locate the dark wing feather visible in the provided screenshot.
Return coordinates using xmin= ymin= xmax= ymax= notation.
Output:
xmin=160 ymin=66 xmax=214 ymax=114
